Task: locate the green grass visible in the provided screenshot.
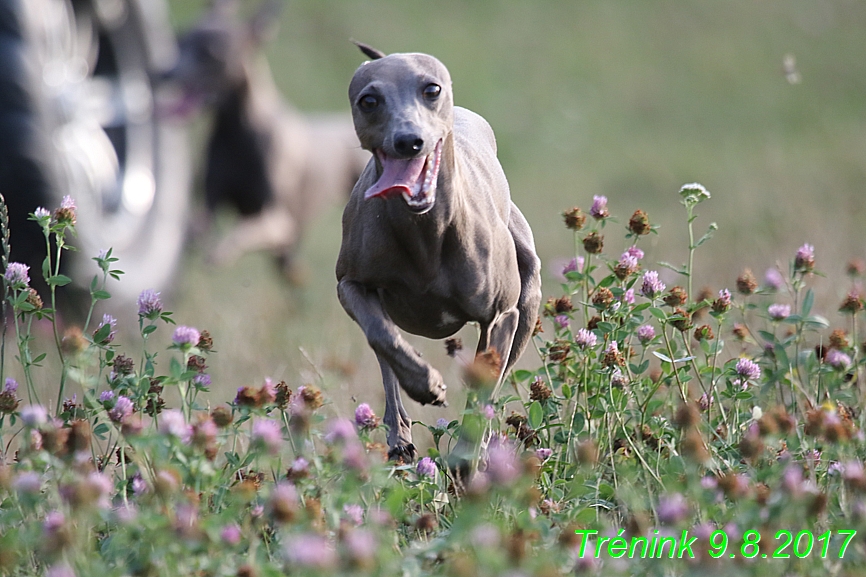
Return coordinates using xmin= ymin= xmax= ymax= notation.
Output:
xmin=163 ymin=1 xmax=866 ymax=424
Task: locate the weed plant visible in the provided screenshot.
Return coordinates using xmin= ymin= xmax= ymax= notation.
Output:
xmin=1 ymin=189 xmax=865 ymax=576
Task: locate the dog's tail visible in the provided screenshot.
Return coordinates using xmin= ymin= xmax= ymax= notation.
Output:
xmin=351 ymin=39 xmax=386 ymax=60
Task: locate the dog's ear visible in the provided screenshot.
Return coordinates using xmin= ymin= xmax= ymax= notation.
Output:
xmin=351 ymin=39 xmax=386 ymax=60
xmin=249 ymin=0 xmax=284 ymax=45
xmin=209 ymin=0 xmax=239 ymax=17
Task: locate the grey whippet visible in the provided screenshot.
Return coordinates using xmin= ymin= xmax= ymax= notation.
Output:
xmin=164 ymin=0 xmax=369 ymax=279
xmin=336 ymin=44 xmax=542 ymax=470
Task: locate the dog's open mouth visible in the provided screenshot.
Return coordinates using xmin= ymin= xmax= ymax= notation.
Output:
xmin=364 ymin=139 xmax=443 ymax=213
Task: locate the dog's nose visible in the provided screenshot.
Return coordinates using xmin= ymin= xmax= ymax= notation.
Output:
xmin=393 ymin=133 xmax=424 ymax=157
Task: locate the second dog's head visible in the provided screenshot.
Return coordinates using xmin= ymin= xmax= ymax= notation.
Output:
xmin=162 ymin=0 xmax=282 ymax=116
xmin=349 ymin=46 xmax=454 ymax=214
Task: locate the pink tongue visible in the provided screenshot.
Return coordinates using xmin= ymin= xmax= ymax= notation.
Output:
xmin=364 ymin=153 xmax=427 ymax=199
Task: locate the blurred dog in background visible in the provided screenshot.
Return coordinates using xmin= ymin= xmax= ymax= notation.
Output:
xmin=163 ymin=0 xmax=368 ymax=281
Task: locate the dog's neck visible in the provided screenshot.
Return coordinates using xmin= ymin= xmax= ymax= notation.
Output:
xmin=379 ymin=133 xmax=471 ymax=272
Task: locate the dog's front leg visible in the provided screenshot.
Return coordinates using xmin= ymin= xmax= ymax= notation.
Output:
xmin=337 ymin=279 xmax=448 ymax=404
xmin=377 ymin=356 xmax=416 ymax=461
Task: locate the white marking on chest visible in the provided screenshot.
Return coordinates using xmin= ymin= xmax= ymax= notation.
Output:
xmin=440 ymin=312 xmax=459 ymax=326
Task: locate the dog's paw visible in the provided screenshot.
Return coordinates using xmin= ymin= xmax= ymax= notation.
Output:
xmin=387 ymin=443 xmax=417 ymax=464
xmin=404 ymin=367 xmax=448 ymax=407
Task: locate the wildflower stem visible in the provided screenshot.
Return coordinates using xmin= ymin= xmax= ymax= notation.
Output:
xmin=661 ymin=324 xmax=688 ymax=403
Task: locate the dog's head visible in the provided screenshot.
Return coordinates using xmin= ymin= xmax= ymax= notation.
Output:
xmin=161 ymin=0 xmax=282 ymax=117
xmin=349 ymin=45 xmax=454 ymax=214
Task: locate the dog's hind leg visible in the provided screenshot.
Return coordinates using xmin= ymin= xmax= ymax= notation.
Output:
xmin=208 ymin=209 xmax=297 ymax=266
xmin=377 ymin=356 xmax=416 ymax=461
xmin=503 ymin=205 xmax=542 ymax=381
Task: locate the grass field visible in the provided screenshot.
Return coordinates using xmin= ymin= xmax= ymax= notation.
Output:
xmin=161 ymin=0 xmax=866 ymax=426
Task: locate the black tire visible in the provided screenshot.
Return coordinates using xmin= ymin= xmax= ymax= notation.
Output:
xmin=1 ymin=0 xmax=190 ymax=306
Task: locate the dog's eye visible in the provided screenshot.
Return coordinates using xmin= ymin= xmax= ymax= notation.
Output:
xmin=359 ymin=95 xmax=379 ymax=111
xmin=423 ymin=84 xmax=441 ymax=100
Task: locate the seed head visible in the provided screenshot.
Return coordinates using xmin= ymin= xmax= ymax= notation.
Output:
xmin=529 ymin=377 xmax=552 ymax=402
xmin=663 ymin=286 xmax=688 ymax=307
xmin=582 ymin=231 xmax=604 ymax=254
xmin=53 ymin=196 xmax=77 ymax=225
xmin=840 ymin=290 xmax=864 ymax=315
xmin=693 ymin=324 xmax=714 ymax=341
xmin=736 ymin=269 xmax=758 ymax=295
xmin=670 ymin=308 xmax=692 ymax=332
xmin=562 ymin=207 xmax=586 ymax=230
xmin=628 ymin=210 xmax=651 ymax=235
xmin=829 ymin=329 xmax=849 ymax=350
xmin=846 ymin=258 xmax=865 ymax=277
xmin=712 ymin=288 xmax=732 ymax=314
xmin=591 ymin=286 xmax=614 ymax=310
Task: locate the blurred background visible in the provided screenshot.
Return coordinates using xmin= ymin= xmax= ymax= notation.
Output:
xmin=6 ymin=0 xmax=866 ymax=431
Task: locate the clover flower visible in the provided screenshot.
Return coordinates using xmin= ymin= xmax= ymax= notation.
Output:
xmin=436 ymin=417 xmax=449 ymax=429
xmin=354 ymin=403 xmax=378 ymax=428
xmin=20 ymin=404 xmax=48 ymax=427
xmin=794 ymin=243 xmax=815 ymax=273
xmin=768 ymin=303 xmax=791 ymax=321
xmin=485 ymin=437 xmax=520 ymax=485
xmin=657 ymin=493 xmax=689 ymax=525
xmin=158 ymin=409 xmax=190 ymax=440
xmin=4 ymin=262 xmax=30 ymax=288
xmin=482 ymin=404 xmax=495 ymax=420
xmin=416 ymin=457 xmax=437 ymax=478
xmin=99 ymin=390 xmax=115 ymax=403
xmin=623 ymin=288 xmax=635 ymax=305
xmin=13 ymin=471 xmax=42 ymax=495
xmin=590 ymin=195 xmax=609 ymax=219
xmin=343 ymin=503 xmax=365 ymax=526
xmin=251 ymin=418 xmax=282 ymax=453
xmin=221 ymin=524 xmax=242 ymax=546
xmin=137 ymin=289 xmax=163 ymax=317
xmin=764 ymin=268 xmax=784 ymax=291
xmin=562 ymin=256 xmax=584 ymax=275
xmin=33 ymin=206 xmax=50 ymax=220
xmin=735 ymin=358 xmax=761 ymax=388
xmin=535 ymin=448 xmax=553 ymax=461
xmin=172 ymin=325 xmax=201 ymax=347
xmin=0 ymin=379 xmax=19 ymax=414
xmin=284 ymin=533 xmax=336 ymax=568
xmin=826 ymin=349 xmax=852 ymax=371
xmin=554 ymin=314 xmax=569 ymax=329
xmin=637 ymin=324 xmax=655 ymax=344
xmin=109 ymin=396 xmax=134 ymax=423
xmin=95 ymin=314 xmax=117 ymax=344
xmin=640 ymin=270 xmax=665 ymax=299
xmin=193 ymin=374 xmax=211 ymax=388
xmin=46 ymin=564 xmax=75 ymax=577
xmin=325 ymin=418 xmax=357 ymax=443
xmin=344 ymin=529 xmax=377 ymax=564
xmin=575 ymin=328 xmax=597 ymax=349
xmin=54 ymin=196 xmax=76 ymax=225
